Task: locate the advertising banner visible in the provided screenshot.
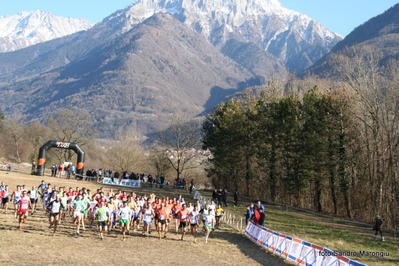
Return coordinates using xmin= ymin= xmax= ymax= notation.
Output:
xmin=244 ymin=221 xmax=367 ymax=266
xmin=102 ymin=177 xmax=141 ymax=187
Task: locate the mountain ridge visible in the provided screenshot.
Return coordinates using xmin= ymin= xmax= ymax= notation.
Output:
xmin=0 ymin=10 xmax=93 ymax=52
xmin=305 ymin=2 xmax=399 ymax=77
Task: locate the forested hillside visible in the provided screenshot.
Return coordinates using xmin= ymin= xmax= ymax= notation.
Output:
xmin=203 ymin=48 xmax=399 ymax=228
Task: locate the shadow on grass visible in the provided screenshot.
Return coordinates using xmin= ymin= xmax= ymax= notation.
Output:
xmin=211 ymin=227 xmax=289 ymax=266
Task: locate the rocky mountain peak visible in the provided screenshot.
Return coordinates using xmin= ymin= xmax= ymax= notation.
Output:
xmin=0 ymin=10 xmax=94 ymax=52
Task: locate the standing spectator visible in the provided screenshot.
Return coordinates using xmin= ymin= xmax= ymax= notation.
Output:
xmin=160 ymin=176 xmax=165 ymax=188
xmin=252 ymin=206 xmax=261 ymax=225
xmin=58 ymin=165 xmax=63 ymax=178
xmin=256 ymin=200 xmax=265 ymax=212
xmin=212 ymin=189 xmax=218 ymax=203
xmin=98 ymin=169 xmax=102 ymax=181
xmin=259 ymin=209 xmax=265 ymax=226
xmin=31 ymin=161 xmax=36 ymax=174
xmin=217 ymin=189 xmax=223 ymax=206
xmin=234 ymin=190 xmax=239 ymax=206
xmin=373 ymin=215 xmax=384 ymax=241
xmin=66 ymin=166 xmax=71 ymax=180
xmin=189 ymin=179 xmax=194 ymax=194
xmin=113 ymin=171 xmax=120 ymax=184
xmin=71 ymin=165 xmax=76 ymax=176
xmin=222 ymin=188 xmax=228 ymax=207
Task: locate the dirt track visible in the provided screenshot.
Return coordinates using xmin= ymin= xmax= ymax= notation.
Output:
xmin=0 ymin=170 xmax=288 ymax=266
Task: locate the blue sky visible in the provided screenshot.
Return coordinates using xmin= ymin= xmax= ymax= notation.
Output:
xmin=0 ymin=0 xmax=398 ymax=36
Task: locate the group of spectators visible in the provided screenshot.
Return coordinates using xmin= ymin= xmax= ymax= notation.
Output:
xmin=245 ymin=200 xmax=266 ymax=226
xmin=51 ymin=164 xmax=76 ymax=179
xmin=212 ymin=188 xmax=228 ymax=207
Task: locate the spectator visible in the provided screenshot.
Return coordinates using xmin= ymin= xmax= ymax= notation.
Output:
xmin=234 ymin=190 xmax=239 ymax=206
xmin=222 ymin=188 xmax=227 ymax=207
xmin=212 ymin=189 xmax=218 ymax=203
xmin=217 ymin=189 xmax=223 ymax=206
xmin=245 ymin=204 xmax=254 ymax=225
xmin=259 ymin=209 xmax=265 ymax=226
xmin=189 ymin=179 xmax=194 ymax=194
xmin=252 ymin=206 xmax=261 ymax=225
xmin=160 ymin=176 xmax=165 ymax=188
xmin=256 ymin=200 xmax=265 ymax=212
xmin=373 ymin=215 xmax=384 ymax=241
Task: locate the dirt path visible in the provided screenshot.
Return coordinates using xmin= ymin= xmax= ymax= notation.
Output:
xmin=0 ymin=170 xmax=288 ymax=266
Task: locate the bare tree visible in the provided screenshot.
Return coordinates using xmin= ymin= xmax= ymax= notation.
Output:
xmin=46 ymin=108 xmax=96 ymax=162
xmin=107 ymin=131 xmax=146 ymax=173
xmin=329 ymin=45 xmax=399 ymax=226
xmin=4 ymin=120 xmax=26 ymax=163
xmin=149 ymin=147 xmax=171 ymax=177
xmin=157 ymin=117 xmax=203 ymax=180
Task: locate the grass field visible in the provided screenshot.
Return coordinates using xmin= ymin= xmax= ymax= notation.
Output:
xmin=0 ymin=169 xmax=288 ymax=266
xmin=201 ymin=195 xmax=399 ymax=266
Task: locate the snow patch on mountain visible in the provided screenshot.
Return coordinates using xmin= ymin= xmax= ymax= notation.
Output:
xmin=0 ymin=10 xmax=94 ymax=52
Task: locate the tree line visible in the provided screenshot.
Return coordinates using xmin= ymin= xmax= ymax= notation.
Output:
xmin=0 ymin=107 xmax=206 ymax=186
xmin=202 ymin=45 xmax=399 ymax=228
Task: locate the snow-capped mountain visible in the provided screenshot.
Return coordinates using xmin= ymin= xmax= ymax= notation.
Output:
xmin=0 ymin=10 xmax=94 ymax=52
xmin=103 ymin=0 xmax=342 ymax=72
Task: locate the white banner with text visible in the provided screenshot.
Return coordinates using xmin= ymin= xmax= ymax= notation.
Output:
xmin=245 ymin=221 xmax=366 ymax=266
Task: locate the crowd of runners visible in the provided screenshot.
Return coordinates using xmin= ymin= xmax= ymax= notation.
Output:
xmin=0 ymin=180 xmax=225 ymax=243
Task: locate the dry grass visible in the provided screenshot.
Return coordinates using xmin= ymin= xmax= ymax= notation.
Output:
xmin=0 ymin=169 xmax=288 ymax=266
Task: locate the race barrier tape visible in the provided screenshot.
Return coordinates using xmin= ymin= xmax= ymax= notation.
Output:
xmin=102 ymin=177 xmax=141 ymax=187
xmin=245 ymin=221 xmax=366 ymax=266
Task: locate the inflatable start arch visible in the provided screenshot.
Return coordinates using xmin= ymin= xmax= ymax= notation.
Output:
xmin=36 ymin=140 xmax=85 ymax=176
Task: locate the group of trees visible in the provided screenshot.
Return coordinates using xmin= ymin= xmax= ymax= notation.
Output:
xmin=0 ymin=108 xmax=97 ymax=166
xmin=202 ymin=46 xmax=399 ymax=227
xmin=0 ymin=108 xmax=204 ymax=185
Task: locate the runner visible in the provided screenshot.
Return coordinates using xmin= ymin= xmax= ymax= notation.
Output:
xmin=66 ymin=187 xmax=75 ymax=217
xmin=172 ymin=199 xmax=181 ymax=233
xmin=157 ymin=203 xmax=167 ymax=239
xmin=96 ymin=201 xmax=109 ymax=240
xmin=59 ymin=191 xmax=68 ymax=222
xmin=127 ymin=196 xmax=138 ymax=232
xmin=10 ymin=185 xmax=22 ymax=218
xmin=81 ymin=193 xmax=91 ymax=231
xmin=199 ymin=203 xmax=209 ymax=233
xmin=215 ymin=204 xmax=224 ymax=229
xmin=0 ymin=184 xmax=9 ymax=213
xmin=17 ymin=190 xmax=30 ymax=230
xmin=72 ymin=194 xmax=84 ymax=235
xmin=131 ymin=204 xmax=142 ymax=232
xmin=118 ymin=201 xmax=132 ymax=241
xmin=164 ymin=199 xmax=173 ymax=238
xmin=178 ymin=203 xmax=190 ymax=240
xmin=48 ymin=194 xmax=62 ymax=236
xmin=107 ymin=197 xmax=118 ymax=233
xmin=142 ymin=204 xmax=154 ymax=237
xmin=204 ymin=207 xmax=216 ymax=243
xmin=29 ymin=186 xmax=40 ymax=213
xmin=189 ymin=205 xmax=200 ymax=243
